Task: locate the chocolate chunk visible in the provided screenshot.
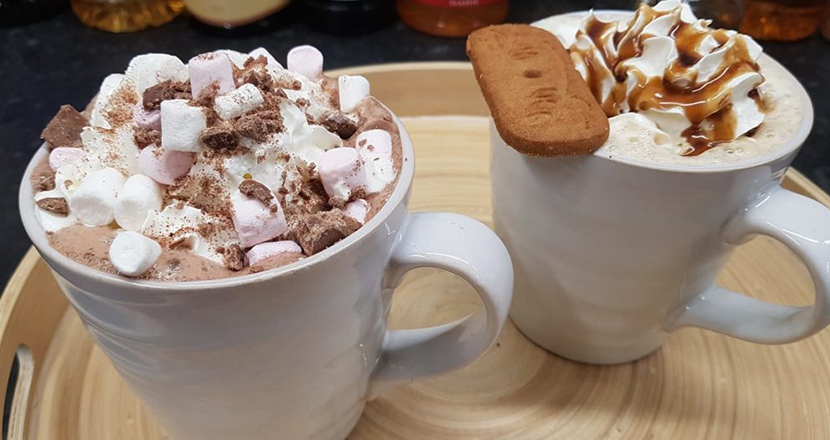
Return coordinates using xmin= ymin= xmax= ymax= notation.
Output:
xmin=41 ymin=105 xmax=88 ymax=149
xmin=239 ymin=69 xmax=274 ymax=92
xmin=133 ymin=127 xmax=161 ymax=149
xmin=238 ymin=179 xmax=277 ymax=211
xmin=234 ymin=114 xmax=269 ymax=142
xmin=200 ymin=125 xmax=240 ymax=151
xmin=142 ymin=80 xmax=192 ymax=111
xmin=252 ymin=110 xmax=285 ymax=134
xmin=36 ymin=197 xmax=69 ymax=215
xmin=295 ymin=210 xmax=361 ymax=255
xmin=223 ymin=244 xmax=248 ymax=271
xmin=281 ymin=179 xmax=328 ymax=219
xmin=31 ymin=165 xmax=56 ymax=191
xmin=320 ymin=112 xmax=358 ymax=139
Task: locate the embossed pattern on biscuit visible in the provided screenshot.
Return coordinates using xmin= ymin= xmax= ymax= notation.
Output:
xmin=467 ymin=24 xmax=609 ymax=157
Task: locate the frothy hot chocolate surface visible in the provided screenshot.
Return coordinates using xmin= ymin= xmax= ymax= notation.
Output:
xmin=32 ymin=46 xmax=402 ymax=280
xmin=535 ymin=2 xmax=805 ymax=167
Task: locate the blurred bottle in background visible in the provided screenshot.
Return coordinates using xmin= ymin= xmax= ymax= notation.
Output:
xmin=0 ymin=0 xmax=68 ymax=26
xmin=398 ymin=0 xmax=508 ymax=37
xmin=185 ymin=0 xmax=291 ymax=28
xmin=71 ymin=0 xmax=184 ymax=32
xmin=300 ymin=0 xmax=394 ymax=35
xmin=739 ymin=0 xmax=829 ymax=41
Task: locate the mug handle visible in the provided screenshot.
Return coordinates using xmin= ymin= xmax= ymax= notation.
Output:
xmin=369 ymin=212 xmax=513 ymax=391
xmin=668 ymin=185 xmax=830 ymax=343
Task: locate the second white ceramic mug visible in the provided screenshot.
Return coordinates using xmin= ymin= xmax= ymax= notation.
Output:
xmin=19 ymin=115 xmax=514 ymax=440
xmin=491 ymin=50 xmax=830 ymax=365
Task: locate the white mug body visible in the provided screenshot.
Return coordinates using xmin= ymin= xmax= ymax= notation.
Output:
xmin=491 ymin=49 xmax=830 ymax=365
xmin=20 ymin=116 xmax=513 ymax=440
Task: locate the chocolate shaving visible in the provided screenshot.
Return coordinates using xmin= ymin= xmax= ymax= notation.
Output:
xmin=320 ymin=112 xmax=358 ymax=139
xmin=200 ymin=125 xmax=240 ymax=151
xmin=223 ymin=244 xmax=248 ymax=271
xmin=239 ymin=69 xmax=274 ymax=93
xmin=36 ymin=197 xmax=68 ymax=215
xmin=31 ymin=165 xmax=56 ymax=191
xmin=234 ymin=114 xmax=269 ymax=142
xmin=41 ymin=105 xmax=88 ymax=149
xmin=295 ymin=210 xmax=361 ymax=255
xmin=239 ymin=179 xmax=277 ymax=211
xmin=142 ymin=80 xmax=192 ymax=111
xmin=134 ymin=127 xmax=161 ymax=149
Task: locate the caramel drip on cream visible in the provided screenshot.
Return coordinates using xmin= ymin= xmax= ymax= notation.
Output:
xmin=569 ymin=4 xmax=767 ymax=155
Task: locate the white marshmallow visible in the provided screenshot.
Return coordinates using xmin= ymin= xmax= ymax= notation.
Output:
xmin=188 ymin=53 xmax=237 ymax=99
xmin=287 ymin=45 xmax=324 ymax=81
xmin=215 ymin=49 xmax=250 ymax=68
xmin=160 ymin=100 xmax=207 ymax=152
xmin=69 ymin=167 xmax=126 ymax=226
xmin=125 ymin=54 xmax=189 ymax=94
xmin=34 ymin=189 xmax=78 ymax=232
xmin=355 ymin=129 xmax=396 ymax=193
xmin=231 ymin=190 xmax=289 ymax=248
xmin=249 ymin=47 xmax=282 ymax=68
xmin=319 ymin=147 xmax=367 ymax=202
xmin=49 ymin=147 xmax=85 ymax=171
xmin=115 ymin=175 xmax=163 ymax=231
xmin=338 ymin=75 xmax=370 ymax=113
xmin=214 ymin=84 xmax=265 ymax=120
xmin=342 ymin=199 xmax=369 ymax=224
xmin=246 ymin=241 xmax=303 ymax=266
xmin=109 ymin=231 xmax=162 ymax=277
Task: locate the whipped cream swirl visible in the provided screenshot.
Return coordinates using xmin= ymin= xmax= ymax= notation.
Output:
xmin=541 ymin=0 xmax=767 ymax=155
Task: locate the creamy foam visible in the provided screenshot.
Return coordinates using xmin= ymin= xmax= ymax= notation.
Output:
xmin=535 ymin=11 xmax=805 ymax=167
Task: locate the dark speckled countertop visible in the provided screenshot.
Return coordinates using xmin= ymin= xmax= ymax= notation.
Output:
xmin=0 ymin=0 xmax=828 ymax=287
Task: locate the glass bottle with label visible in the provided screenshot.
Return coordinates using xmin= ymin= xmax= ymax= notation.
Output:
xmin=397 ymin=0 xmax=508 ymax=37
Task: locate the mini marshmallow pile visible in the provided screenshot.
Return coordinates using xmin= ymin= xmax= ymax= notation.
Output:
xmin=34 ymin=45 xmax=398 ymax=278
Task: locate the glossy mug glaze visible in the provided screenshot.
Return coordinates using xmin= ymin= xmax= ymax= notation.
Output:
xmin=19 ymin=115 xmax=514 ymax=440
xmin=491 ymin=41 xmax=830 ymax=364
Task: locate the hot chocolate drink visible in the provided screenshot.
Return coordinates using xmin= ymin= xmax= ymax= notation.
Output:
xmin=30 ymin=46 xmax=402 ymax=280
xmin=534 ymin=1 xmax=805 ymax=167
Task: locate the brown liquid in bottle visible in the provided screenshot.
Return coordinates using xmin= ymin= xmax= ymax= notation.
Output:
xmin=739 ymin=0 xmax=829 ymax=41
xmin=397 ymin=0 xmax=508 ymax=37
xmin=71 ymin=0 xmax=184 ymax=33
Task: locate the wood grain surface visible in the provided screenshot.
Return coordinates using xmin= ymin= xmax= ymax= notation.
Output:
xmin=2 ymin=63 xmax=830 ymax=440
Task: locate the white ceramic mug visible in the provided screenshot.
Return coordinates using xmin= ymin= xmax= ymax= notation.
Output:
xmin=19 ymin=115 xmax=513 ymax=440
xmin=491 ymin=50 xmax=830 ymax=365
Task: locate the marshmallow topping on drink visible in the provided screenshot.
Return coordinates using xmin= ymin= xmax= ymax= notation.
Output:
xmin=33 ymin=46 xmax=402 ymax=280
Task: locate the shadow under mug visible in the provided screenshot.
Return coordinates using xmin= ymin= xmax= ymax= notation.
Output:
xmin=491 ymin=50 xmax=830 ymax=365
xmin=19 ymin=115 xmax=514 ymax=440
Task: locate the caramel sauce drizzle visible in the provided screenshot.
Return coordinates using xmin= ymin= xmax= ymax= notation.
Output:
xmin=572 ymin=5 xmax=767 ymax=155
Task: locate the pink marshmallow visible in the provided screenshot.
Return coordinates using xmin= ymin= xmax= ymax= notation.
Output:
xmin=138 ymin=145 xmax=195 ymax=185
xmin=48 ymin=147 xmax=86 ymax=171
xmin=188 ymin=53 xmax=236 ymax=99
xmin=319 ymin=148 xmax=367 ymax=202
xmin=246 ymin=240 xmax=302 ymax=266
xmin=287 ymin=45 xmax=324 ymax=81
xmin=342 ymin=199 xmax=370 ymax=224
xmin=232 ymin=194 xmax=289 ymax=249
xmin=133 ymin=104 xmax=161 ymax=130
xmin=355 ymin=129 xmax=393 ymax=159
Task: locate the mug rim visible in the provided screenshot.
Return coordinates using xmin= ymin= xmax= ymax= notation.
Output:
xmin=18 ymin=112 xmax=415 ymax=293
xmin=532 ymin=10 xmax=815 ymax=175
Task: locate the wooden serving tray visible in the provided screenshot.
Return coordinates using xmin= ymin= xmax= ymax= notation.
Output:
xmin=3 ymin=62 xmax=830 ymax=440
